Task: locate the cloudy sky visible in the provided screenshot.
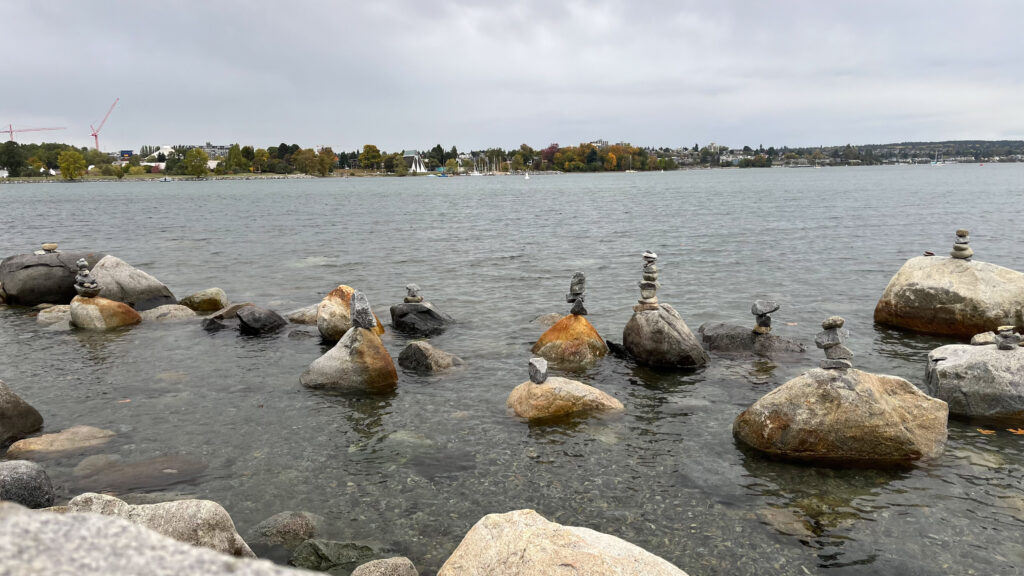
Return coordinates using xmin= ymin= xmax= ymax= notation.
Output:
xmin=3 ymin=1 xmax=1021 ymax=153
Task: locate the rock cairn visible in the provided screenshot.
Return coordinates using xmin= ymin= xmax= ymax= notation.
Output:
xmin=951 ymin=229 xmax=972 ymax=260
xmin=404 ymin=284 xmax=423 ymax=303
xmin=73 ymin=259 xmax=101 ymax=298
xmin=350 ymin=291 xmax=376 ymax=330
xmin=751 ymin=300 xmax=779 ymax=335
xmin=636 ymin=251 xmax=659 ymax=311
xmin=995 ymin=326 xmax=1021 ymax=350
xmin=35 ymin=243 xmax=59 ymax=255
xmin=565 ymin=272 xmax=587 ymax=315
xmin=528 ymin=357 xmax=548 ymax=384
xmin=815 ymin=316 xmax=853 ymax=369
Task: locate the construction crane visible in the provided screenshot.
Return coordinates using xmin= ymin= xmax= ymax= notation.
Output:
xmin=90 ymin=98 xmax=119 ymax=151
xmin=3 ymin=124 xmax=66 ymax=142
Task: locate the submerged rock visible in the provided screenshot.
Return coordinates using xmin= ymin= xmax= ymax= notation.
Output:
xmin=91 ymin=255 xmax=176 ymax=311
xmin=178 ymin=288 xmax=229 ymax=312
xmin=698 ymin=322 xmax=805 ymax=357
xmin=69 ymin=296 xmax=142 ymax=330
xmin=0 ymin=379 xmax=44 ymax=446
xmin=6 ymin=425 xmax=115 ymax=460
xmin=0 ymin=250 xmax=107 ymax=306
xmin=623 ymin=304 xmax=708 ymax=368
xmin=35 ymin=305 xmax=70 ymax=326
xmin=734 ymin=368 xmax=948 ymax=466
xmin=532 ymin=313 xmax=608 ymax=366
xmin=290 ymin=539 xmax=383 ymax=573
xmin=300 ymin=326 xmax=398 ymax=394
xmin=925 ymin=344 xmax=1024 ymax=420
xmin=437 ymin=509 xmax=688 ymax=576
xmin=397 ymin=341 xmax=463 ymax=373
xmin=140 ymin=304 xmax=197 ymax=322
xmin=507 ymin=376 xmax=623 ymax=421
xmin=248 ymin=511 xmax=324 ymax=551
xmin=71 ymin=454 xmax=208 ymax=493
xmin=0 ymin=460 xmax=54 ymax=509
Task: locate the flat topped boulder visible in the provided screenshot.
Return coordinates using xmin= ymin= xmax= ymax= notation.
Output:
xmin=507 ymin=376 xmax=623 ymax=421
xmin=925 ymin=343 xmax=1024 ymax=420
xmin=437 ymin=509 xmax=688 ymax=576
xmin=317 ymin=285 xmax=384 ymax=341
xmin=301 ymin=326 xmax=398 ymax=394
xmin=0 ymin=250 xmax=107 ymax=306
xmin=698 ymin=322 xmax=806 ymax=357
xmin=532 ymin=313 xmax=608 ymax=366
xmin=91 ymin=255 xmax=176 ymax=311
xmin=6 ymin=425 xmax=115 ymax=460
xmin=874 ymin=255 xmax=1024 ymax=338
xmin=178 ymin=288 xmax=228 ymax=312
xmin=734 ymin=368 xmax=948 ymax=466
xmin=69 ymin=296 xmax=142 ymax=330
xmin=623 ymin=304 xmax=708 ymax=368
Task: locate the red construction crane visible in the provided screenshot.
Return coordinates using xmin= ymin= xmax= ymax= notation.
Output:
xmin=4 ymin=124 xmax=66 ymax=142
xmin=90 ymin=98 xmax=119 ymax=151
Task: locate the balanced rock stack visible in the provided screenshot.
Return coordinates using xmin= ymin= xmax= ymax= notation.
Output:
xmin=815 ymin=316 xmax=853 ymax=369
xmin=301 ymin=290 xmax=398 ymax=394
xmin=995 ymin=326 xmax=1021 ymax=350
xmin=950 ymin=229 xmax=972 ymax=260
xmin=507 ymin=357 xmax=623 ymax=421
xmin=531 ymin=272 xmax=607 ymax=366
xmin=68 ymin=259 xmax=142 ymax=330
xmin=751 ymin=300 xmax=778 ymax=335
xmin=698 ymin=300 xmax=805 ymax=357
xmin=622 ymin=252 xmax=708 ymax=368
xmin=389 ymin=283 xmax=453 ymax=336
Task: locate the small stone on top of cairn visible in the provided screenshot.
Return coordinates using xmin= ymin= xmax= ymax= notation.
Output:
xmin=350 ymin=291 xmax=377 ymax=330
xmin=404 ymin=284 xmax=423 ymax=303
xmin=751 ymin=300 xmax=780 ymax=335
xmin=950 ymin=229 xmax=972 ymax=260
xmin=995 ymin=326 xmax=1021 ymax=350
xmin=74 ymin=259 xmax=101 ymax=298
xmin=815 ymin=315 xmax=853 ymax=370
xmin=41 ymin=243 xmax=59 ymax=253
xmin=636 ymin=251 xmax=660 ymax=311
xmin=565 ymin=272 xmax=587 ymax=316
xmin=529 ymin=357 xmax=548 ymax=384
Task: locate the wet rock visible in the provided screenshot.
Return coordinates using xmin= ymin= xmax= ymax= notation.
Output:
xmin=0 ymin=461 xmax=54 ymax=509
xmin=69 ymin=295 xmax=142 ymax=330
xmin=623 ymin=304 xmax=708 ymax=368
xmin=0 ymin=250 xmax=107 ymax=306
xmin=71 ymin=454 xmax=208 ymax=493
xmin=397 ymin=341 xmax=463 ymax=373
xmin=66 ymin=492 xmax=254 ymax=557
xmin=874 ymin=255 xmax=1024 ymax=338
xmin=237 ymin=306 xmax=287 ymax=336
xmin=6 ymin=425 xmax=115 ymax=460
xmin=0 ymin=379 xmax=43 ymax=446
xmin=528 ymin=357 xmax=547 ymax=383
xmin=316 ymin=285 xmax=384 ymax=342
xmin=179 ymin=288 xmax=229 ymax=312
xmin=289 ymin=539 xmax=382 ymax=573
xmin=925 ymin=344 xmax=1024 ymax=420
xmin=532 ymin=313 xmax=608 ymax=367
xmin=140 ymin=304 xmax=197 ymax=322
xmin=352 ymin=557 xmax=418 ymax=576
xmin=248 ymin=511 xmax=324 ymax=551
xmin=756 ymin=507 xmax=814 ymax=538
xmin=389 ymin=301 xmax=453 ymax=336
xmin=211 ymin=302 xmax=255 ymax=320
xmin=92 ymin=255 xmax=176 ymax=311
xmin=0 ymin=502 xmax=307 ymax=575
xmin=438 ymin=509 xmax=688 ymax=576
xmin=507 ymin=376 xmax=624 ymax=421
xmin=734 ymin=368 xmax=948 ymax=466
xmin=285 ymin=304 xmax=318 ymax=325
xmin=698 ymin=322 xmax=805 ymax=357
xmin=300 ymin=327 xmax=398 ymax=394
xmin=35 ymin=304 xmax=70 ymax=326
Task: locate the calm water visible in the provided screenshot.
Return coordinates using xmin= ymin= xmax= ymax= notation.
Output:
xmin=2 ymin=165 xmax=1024 ymax=575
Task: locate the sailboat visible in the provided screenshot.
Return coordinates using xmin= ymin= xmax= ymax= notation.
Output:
xmin=930 ymin=152 xmax=945 ymax=166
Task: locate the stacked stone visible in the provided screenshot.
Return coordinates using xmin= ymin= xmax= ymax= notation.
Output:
xmin=404 ymin=284 xmax=423 ymax=303
xmin=350 ymin=291 xmax=377 ymax=330
xmin=751 ymin=300 xmax=779 ymax=335
xmin=950 ymin=229 xmax=972 ymax=260
xmin=34 ymin=243 xmax=59 ymax=255
xmin=994 ymin=326 xmax=1021 ymax=350
xmin=74 ymin=259 xmax=101 ymax=298
xmin=814 ymin=316 xmax=853 ymax=369
xmin=528 ymin=357 xmax=548 ymax=384
xmin=636 ymin=251 xmax=659 ymax=311
xmin=565 ymin=272 xmax=587 ymax=316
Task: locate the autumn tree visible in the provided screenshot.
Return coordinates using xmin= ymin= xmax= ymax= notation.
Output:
xmin=604 ymin=152 xmax=617 ymax=171
xmin=359 ymin=144 xmax=382 ymax=169
xmin=316 ymin=147 xmax=336 ymax=177
xmin=292 ymin=148 xmax=317 ymax=174
xmin=253 ymin=148 xmax=269 ymax=173
xmin=58 ymin=150 xmax=86 ymax=180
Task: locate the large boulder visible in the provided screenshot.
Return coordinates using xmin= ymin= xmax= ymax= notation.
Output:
xmin=874 ymin=256 xmax=1024 ymax=338
xmin=316 ymin=285 xmax=384 ymax=341
xmin=179 ymin=288 xmax=229 ymax=312
xmin=352 ymin=557 xmax=418 ymax=576
xmin=0 ymin=251 xmax=107 ymax=306
xmin=389 ymin=301 xmax=453 ymax=336
xmin=6 ymin=425 xmax=115 ymax=460
xmin=0 ymin=379 xmax=43 ymax=446
xmin=698 ymin=322 xmax=806 ymax=357
xmin=0 ymin=503 xmax=309 ymax=576
xmin=69 ymin=295 xmax=142 ymax=330
xmin=0 ymin=460 xmax=54 ymax=509
xmin=507 ymin=377 xmax=624 ymax=420
xmin=622 ymin=304 xmax=708 ymax=368
xmin=397 ymin=341 xmax=463 ymax=373
xmin=925 ymin=344 xmax=1024 ymax=420
xmin=247 ymin=511 xmax=324 ymax=551
xmin=140 ymin=304 xmax=197 ymax=322
xmin=300 ymin=327 xmax=398 ymax=393
xmin=734 ymin=368 xmax=948 ymax=465
xmin=236 ymin=306 xmax=287 ymax=336
xmin=66 ymin=492 xmax=254 ymax=558
xmin=91 ymin=255 xmax=176 ymax=311
xmin=437 ymin=509 xmax=688 ymax=576
xmin=531 ymin=313 xmax=608 ymax=366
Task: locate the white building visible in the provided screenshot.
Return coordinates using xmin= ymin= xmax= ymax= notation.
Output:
xmin=402 ymin=150 xmax=427 ymax=173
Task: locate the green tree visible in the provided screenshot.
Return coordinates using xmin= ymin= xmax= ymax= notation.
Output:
xmin=184 ymin=148 xmax=209 ymax=178
xmin=292 ymin=148 xmax=317 ymax=174
xmin=253 ymin=148 xmax=269 ymax=173
xmin=444 ymin=158 xmax=459 ymax=174
xmin=224 ymin=144 xmax=249 ymax=173
xmin=58 ymin=150 xmax=86 ymax=180
xmin=0 ymin=141 xmax=26 ymax=177
xmin=359 ymin=144 xmax=382 ymax=169
xmin=240 ymin=145 xmax=255 ymax=162
xmin=316 ymin=147 xmax=336 ymax=177
xmin=394 ymin=154 xmax=409 ymax=176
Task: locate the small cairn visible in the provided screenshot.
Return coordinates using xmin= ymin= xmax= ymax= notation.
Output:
xmin=528 ymin=357 xmax=548 ymax=384
xmin=995 ymin=326 xmax=1021 ymax=350
xmin=404 ymin=283 xmax=423 ymax=303
xmin=636 ymin=251 xmax=659 ymax=311
xmin=814 ymin=316 xmax=853 ymax=370
xmin=389 ymin=283 xmax=453 ymax=336
xmin=950 ymin=229 xmax=972 ymax=260
xmin=74 ymin=259 xmax=101 ymax=298
xmin=565 ymin=272 xmax=587 ymax=315
xmin=751 ymin=300 xmax=779 ymax=335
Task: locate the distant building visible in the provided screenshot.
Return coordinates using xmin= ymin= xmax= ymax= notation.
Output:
xmin=401 ymin=150 xmax=427 ymax=173
xmin=119 ymin=150 xmax=133 ymax=161
xmin=201 ymin=143 xmax=231 ymax=159
xmin=0 ymin=168 xmax=8 ymax=178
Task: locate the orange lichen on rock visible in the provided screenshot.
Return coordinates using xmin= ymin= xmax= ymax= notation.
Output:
xmin=531 ymin=314 xmax=607 ymax=366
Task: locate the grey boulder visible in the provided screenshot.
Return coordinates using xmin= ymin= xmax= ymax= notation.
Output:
xmin=698 ymin=322 xmax=805 ymax=357
xmin=926 ymin=344 xmax=1024 ymax=420
xmin=389 ymin=301 xmax=453 ymax=336
xmin=352 ymin=557 xmax=418 ymax=576
xmin=0 ymin=379 xmax=43 ymax=446
xmin=35 ymin=304 xmax=70 ymax=325
xmin=237 ymin=306 xmax=287 ymax=336
xmin=398 ymin=341 xmax=463 ymax=373
xmin=622 ymin=304 xmax=708 ymax=368
xmin=140 ymin=304 xmax=198 ymax=322
xmin=290 ymin=539 xmax=385 ymax=573
xmin=0 ymin=251 xmax=107 ymax=306
xmin=248 ymin=511 xmax=324 ymax=551
xmin=285 ymin=304 xmax=319 ymax=325
xmin=92 ymin=255 xmax=177 ymax=311
xmin=0 ymin=460 xmax=54 ymax=509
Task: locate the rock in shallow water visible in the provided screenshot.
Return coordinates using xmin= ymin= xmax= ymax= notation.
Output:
xmin=140 ymin=304 xmax=197 ymax=322
xmin=71 ymin=454 xmax=208 ymax=493
xmin=248 ymin=511 xmax=324 ymax=551
xmin=397 ymin=341 xmax=463 ymax=373
xmin=698 ymin=322 xmax=805 ymax=358
xmin=389 ymin=301 xmax=453 ymax=336
xmin=300 ymin=327 xmax=398 ymax=393
xmin=531 ymin=313 xmax=608 ymax=367
xmin=316 ymin=285 xmax=384 ymax=341
xmin=91 ymin=255 xmax=176 ymax=311
xmin=0 ymin=379 xmax=44 ymax=446
xmin=69 ymin=295 xmax=142 ymax=330
xmin=623 ymin=304 xmax=708 ymax=368
xmin=925 ymin=344 xmax=1024 ymax=420
xmin=0 ymin=460 xmax=54 ymax=509
xmin=284 ymin=304 xmax=318 ymax=325
xmin=0 ymin=251 xmax=108 ymax=306
xmin=352 ymin=557 xmax=418 ymax=576
xmin=506 ymin=376 xmax=624 ymax=421
xmin=237 ymin=306 xmax=287 ymax=335
xmin=6 ymin=425 xmax=115 ymax=460
xmin=179 ymin=288 xmax=229 ymax=312
xmin=289 ymin=539 xmax=386 ymax=573
xmin=35 ymin=304 xmax=70 ymax=325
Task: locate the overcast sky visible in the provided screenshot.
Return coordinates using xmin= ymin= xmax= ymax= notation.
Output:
xmin=3 ymin=1 xmax=1022 ymax=153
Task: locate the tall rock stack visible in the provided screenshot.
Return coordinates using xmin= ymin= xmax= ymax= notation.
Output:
xmin=532 ymin=272 xmax=607 ymax=367
xmin=815 ymin=316 xmax=853 ymax=369
xmin=622 ymin=252 xmax=707 ymax=368
xmin=389 ymin=283 xmax=453 ymax=336
xmin=950 ymin=229 xmax=972 ymax=260
xmin=68 ymin=259 xmax=142 ymax=330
